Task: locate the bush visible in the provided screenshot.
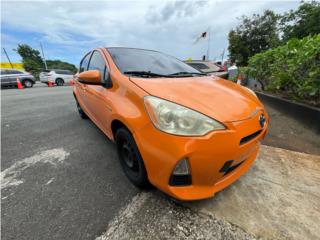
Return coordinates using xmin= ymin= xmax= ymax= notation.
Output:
xmin=246 ymin=35 xmax=320 ymax=106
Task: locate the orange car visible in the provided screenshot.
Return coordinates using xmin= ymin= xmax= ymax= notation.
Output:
xmin=73 ymin=47 xmax=269 ymax=201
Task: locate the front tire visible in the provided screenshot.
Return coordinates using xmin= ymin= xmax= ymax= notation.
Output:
xmin=115 ymin=128 xmax=150 ymax=188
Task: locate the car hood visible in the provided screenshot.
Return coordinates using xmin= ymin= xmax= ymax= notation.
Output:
xmin=130 ymin=76 xmax=263 ymax=122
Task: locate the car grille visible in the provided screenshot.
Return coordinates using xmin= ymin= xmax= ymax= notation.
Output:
xmin=240 ymin=130 xmax=262 ymax=145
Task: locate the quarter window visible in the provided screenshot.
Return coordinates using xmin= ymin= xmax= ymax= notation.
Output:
xmin=79 ymin=53 xmax=91 ymax=73
xmin=88 ymin=51 xmax=108 ymax=82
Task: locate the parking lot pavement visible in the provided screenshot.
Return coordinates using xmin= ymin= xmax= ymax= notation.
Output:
xmin=1 ymin=86 xmax=139 ymax=240
xmin=2 ymin=86 xmax=320 ymax=240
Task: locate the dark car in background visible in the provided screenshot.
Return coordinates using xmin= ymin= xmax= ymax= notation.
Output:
xmin=184 ymin=60 xmax=228 ymax=79
xmin=0 ymin=68 xmax=36 ymax=88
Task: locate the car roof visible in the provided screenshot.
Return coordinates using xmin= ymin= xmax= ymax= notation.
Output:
xmin=105 ymin=47 xmax=160 ymax=53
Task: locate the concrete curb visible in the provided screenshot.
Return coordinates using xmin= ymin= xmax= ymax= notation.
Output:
xmin=255 ymin=91 xmax=320 ymax=132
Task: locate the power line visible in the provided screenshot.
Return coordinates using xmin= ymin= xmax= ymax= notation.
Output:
xmin=2 ymin=48 xmax=14 ymax=69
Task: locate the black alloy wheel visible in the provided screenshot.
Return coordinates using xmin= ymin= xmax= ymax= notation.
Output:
xmin=115 ymin=127 xmax=150 ymax=188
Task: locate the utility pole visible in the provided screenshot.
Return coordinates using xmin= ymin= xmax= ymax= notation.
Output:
xmin=221 ymin=49 xmax=225 ymax=64
xmin=206 ymin=27 xmax=211 ymax=61
xmin=40 ymin=42 xmax=48 ymax=70
xmin=2 ymin=48 xmax=14 ymax=69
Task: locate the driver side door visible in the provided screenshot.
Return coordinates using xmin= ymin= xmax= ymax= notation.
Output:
xmin=84 ymin=50 xmax=113 ymax=137
xmin=76 ymin=52 xmax=92 ymax=116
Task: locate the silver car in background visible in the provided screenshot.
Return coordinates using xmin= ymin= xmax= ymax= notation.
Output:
xmin=40 ymin=69 xmax=74 ymax=86
xmin=184 ymin=60 xmax=229 ymax=79
xmin=0 ymin=68 xmax=36 ymax=88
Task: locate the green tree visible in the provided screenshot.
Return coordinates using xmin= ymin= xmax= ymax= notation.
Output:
xmin=280 ymin=1 xmax=320 ymax=42
xmin=246 ymin=35 xmax=320 ymax=105
xmin=17 ymin=44 xmax=44 ymax=78
xmin=46 ymin=60 xmax=77 ymax=73
xmin=228 ymin=10 xmax=280 ymax=66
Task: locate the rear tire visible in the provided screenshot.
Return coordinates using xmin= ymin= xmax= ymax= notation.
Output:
xmin=56 ymin=78 xmax=64 ymax=86
xmin=75 ymin=99 xmax=88 ymax=119
xmin=115 ymin=128 xmax=150 ymax=188
xmin=23 ymin=79 xmax=34 ymax=88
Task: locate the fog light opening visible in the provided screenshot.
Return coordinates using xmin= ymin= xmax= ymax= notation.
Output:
xmin=169 ymin=158 xmax=192 ymax=186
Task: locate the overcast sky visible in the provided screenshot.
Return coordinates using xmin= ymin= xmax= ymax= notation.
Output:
xmin=1 ymin=0 xmax=300 ymax=66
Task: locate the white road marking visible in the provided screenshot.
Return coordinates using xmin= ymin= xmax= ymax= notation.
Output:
xmin=1 ymin=148 xmax=69 ymax=190
xmin=96 ymin=192 xmax=150 ymax=240
xmin=45 ymin=177 xmax=55 ymax=185
xmin=1 ymin=192 xmax=14 ymax=200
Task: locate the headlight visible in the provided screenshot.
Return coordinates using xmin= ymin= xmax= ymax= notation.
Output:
xmin=144 ymin=96 xmax=225 ymax=136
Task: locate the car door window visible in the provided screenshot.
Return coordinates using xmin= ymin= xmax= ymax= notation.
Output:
xmin=87 ymin=51 xmax=109 ymax=83
xmin=6 ymin=70 xmax=14 ymax=75
xmin=0 ymin=69 xmax=7 ymax=75
xmin=62 ymin=70 xmax=73 ymax=75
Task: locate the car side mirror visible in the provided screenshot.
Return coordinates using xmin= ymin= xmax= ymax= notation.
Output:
xmin=78 ymin=70 xmax=101 ymax=85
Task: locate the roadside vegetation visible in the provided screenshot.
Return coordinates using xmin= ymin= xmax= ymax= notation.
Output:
xmin=228 ymin=1 xmax=320 ymax=106
xmin=246 ymin=35 xmax=320 ymax=107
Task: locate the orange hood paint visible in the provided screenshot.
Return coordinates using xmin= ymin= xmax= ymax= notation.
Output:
xmin=130 ymin=76 xmax=263 ymax=122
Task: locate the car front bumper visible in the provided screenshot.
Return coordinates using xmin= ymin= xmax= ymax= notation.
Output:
xmin=134 ymin=109 xmax=268 ymax=201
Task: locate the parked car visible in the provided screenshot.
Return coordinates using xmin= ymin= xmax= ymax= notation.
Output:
xmin=184 ymin=60 xmax=228 ymax=79
xmin=74 ymin=47 xmax=269 ymax=200
xmin=40 ymin=69 xmax=74 ymax=86
xmin=0 ymin=68 xmax=36 ymax=88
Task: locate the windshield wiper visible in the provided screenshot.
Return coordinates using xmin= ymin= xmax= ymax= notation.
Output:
xmin=169 ymin=71 xmax=207 ymax=76
xmin=123 ymin=71 xmax=169 ymax=78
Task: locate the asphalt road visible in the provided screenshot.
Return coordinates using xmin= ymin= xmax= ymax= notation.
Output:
xmin=1 ymin=85 xmax=139 ymax=240
xmin=1 ymin=84 xmax=319 ymax=240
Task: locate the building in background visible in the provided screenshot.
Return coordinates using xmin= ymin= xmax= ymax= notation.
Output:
xmin=0 ymin=62 xmax=24 ymax=70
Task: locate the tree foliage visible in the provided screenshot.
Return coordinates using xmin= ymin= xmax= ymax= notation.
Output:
xmin=280 ymin=1 xmax=320 ymax=42
xmin=16 ymin=44 xmax=78 ymax=79
xmin=228 ymin=1 xmax=320 ymax=66
xmin=228 ymin=10 xmax=280 ymax=66
xmin=245 ymin=35 xmax=320 ymax=106
xmin=17 ymin=44 xmax=44 ymax=78
xmin=46 ymin=60 xmax=77 ymax=73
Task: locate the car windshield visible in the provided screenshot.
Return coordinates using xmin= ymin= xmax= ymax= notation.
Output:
xmin=107 ymin=48 xmax=202 ymax=77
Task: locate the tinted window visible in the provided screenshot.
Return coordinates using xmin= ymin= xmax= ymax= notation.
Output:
xmin=55 ymin=70 xmax=73 ymax=75
xmin=189 ymin=63 xmax=209 ymax=70
xmin=88 ymin=51 xmax=108 ymax=82
xmin=63 ymin=70 xmax=73 ymax=75
xmin=6 ymin=70 xmax=22 ymax=75
xmin=107 ymin=48 xmax=200 ymax=76
xmin=79 ymin=53 xmax=91 ymax=73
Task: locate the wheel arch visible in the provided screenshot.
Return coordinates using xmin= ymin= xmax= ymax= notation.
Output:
xmin=111 ymin=119 xmax=131 ymax=141
xmin=21 ymin=78 xmax=34 ymax=84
